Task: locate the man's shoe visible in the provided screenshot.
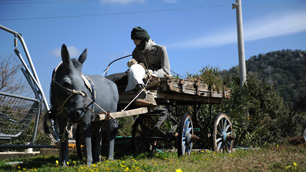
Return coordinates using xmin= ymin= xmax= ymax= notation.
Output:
xmin=134 ymin=90 xmax=157 ymax=109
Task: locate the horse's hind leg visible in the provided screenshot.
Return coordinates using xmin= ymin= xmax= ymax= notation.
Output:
xmin=106 ymin=118 xmax=118 ymax=160
xmin=58 ymin=118 xmax=69 ymax=166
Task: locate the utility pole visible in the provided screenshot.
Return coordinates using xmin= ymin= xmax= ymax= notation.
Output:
xmin=233 ymin=0 xmax=247 ymax=86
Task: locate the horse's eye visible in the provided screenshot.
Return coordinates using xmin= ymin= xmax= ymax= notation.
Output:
xmin=63 ymin=82 xmax=71 ymax=88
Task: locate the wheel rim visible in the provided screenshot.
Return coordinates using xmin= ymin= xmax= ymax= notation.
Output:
xmin=181 ymin=115 xmax=193 ymax=156
xmin=215 ymin=115 xmax=233 ymax=153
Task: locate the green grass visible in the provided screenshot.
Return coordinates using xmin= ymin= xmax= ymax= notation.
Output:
xmin=0 ymin=144 xmax=305 ymax=172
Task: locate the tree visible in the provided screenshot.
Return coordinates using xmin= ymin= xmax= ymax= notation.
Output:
xmin=0 ymin=55 xmax=27 ymax=94
xmin=219 ymin=74 xmax=289 ymax=146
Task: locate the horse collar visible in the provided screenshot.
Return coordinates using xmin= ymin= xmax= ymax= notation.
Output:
xmin=81 ymin=74 xmax=96 ymax=102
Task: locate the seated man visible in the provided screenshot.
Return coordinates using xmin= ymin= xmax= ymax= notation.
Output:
xmin=107 ymin=26 xmax=170 ymax=108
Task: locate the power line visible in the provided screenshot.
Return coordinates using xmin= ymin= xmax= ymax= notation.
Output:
xmin=1 ymin=3 xmax=305 ymax=21
xmin=0 ymin=4 xmax=232 ymax=21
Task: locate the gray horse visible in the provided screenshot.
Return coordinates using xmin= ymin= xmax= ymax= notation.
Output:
xmin=50 ymin=44 xmax=118 ymax=166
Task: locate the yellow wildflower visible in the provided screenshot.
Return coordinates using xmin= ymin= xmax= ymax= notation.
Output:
xmin=293 ymin=162 xmax=297 ymax=167
xmin=55 ymin=160 xmax=59 ymax=165
xmin=176 ymin=169 xmax=183 ymax=172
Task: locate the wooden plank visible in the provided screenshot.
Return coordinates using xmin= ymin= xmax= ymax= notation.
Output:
xmin=155 ymin=92 xmax=222 ymax=104
xmin=96 ymin=107 xmax=148 ymax=121
xmin=160 ymin=78 xmax=212 ymax=96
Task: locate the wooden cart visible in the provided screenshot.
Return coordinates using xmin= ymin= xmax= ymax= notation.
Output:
xmin=90 ymin=77 xmax=234 ymax=156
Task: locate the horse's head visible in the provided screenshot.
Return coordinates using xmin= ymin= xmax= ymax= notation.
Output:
xmin=51 ymin=44 xmax=88 ymax=123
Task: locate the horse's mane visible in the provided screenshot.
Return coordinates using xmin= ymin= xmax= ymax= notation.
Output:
xmin=49 ymin=69 xmax=56 ymax=113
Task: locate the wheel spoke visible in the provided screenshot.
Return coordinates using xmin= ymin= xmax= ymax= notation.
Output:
xmin=224 ymin=141 xmax=227 ymax=152
xmin=223 ymin=118 xmax=228 ymax=130
xmin=187 ymin=127 xmax=192 ymax=134
xmin=216 ymin=137 xmax=222 ymax=143
xmin=185 ymin=120 xmax=190 ymax=128
xmin=182 ymin=145 xmax=186 ymax=154
xmin=218 ymin=123 xmax=223 ymax=133
xmin=227 ymin=141 xmax=232 ymax=152
xmin=217 ymin=141 xmax=222 ymax=151
xmin=225 ymin=124 xmax=231 ymax=132
xmin=135 ymin=128 xmax=142 ymax=135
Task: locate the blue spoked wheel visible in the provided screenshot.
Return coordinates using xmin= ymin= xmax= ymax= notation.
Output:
xmin=178 ymin=113 xmax=193 ymax=157
xmin=212 ymin=113 xmax=234 ymax=153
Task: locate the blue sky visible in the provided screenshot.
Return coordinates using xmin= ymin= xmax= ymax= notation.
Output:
xmin=1 ymin=0 xmax=306 ymax=101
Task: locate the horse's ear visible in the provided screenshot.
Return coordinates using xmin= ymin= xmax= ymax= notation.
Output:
xmin=61 ymin=44 xmax=70 ymax=65
xmin=78 ymin=48 xmax=87 ymax=64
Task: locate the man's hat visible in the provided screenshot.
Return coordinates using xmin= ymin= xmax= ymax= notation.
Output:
xmin=131 ymin=26 xmax=150 ymax=41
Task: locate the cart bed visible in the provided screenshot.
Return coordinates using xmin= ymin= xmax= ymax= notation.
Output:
xmin=118 ymin=77 xmax=230 ymax=106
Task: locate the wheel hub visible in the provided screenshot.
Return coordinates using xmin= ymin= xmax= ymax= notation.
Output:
xmin=222 ymin=130 xmax=227 ymax=142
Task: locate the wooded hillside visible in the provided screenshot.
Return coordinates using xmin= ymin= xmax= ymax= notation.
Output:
xmin=221 ymin=49 xmax=306 ymax=107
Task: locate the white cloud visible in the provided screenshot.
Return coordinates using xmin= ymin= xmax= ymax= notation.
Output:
xmin=100 ymin=0 xmax=145 ymax=4
xmin=50 ymin=46 xmax=82 ymax=58
xmin=167 ymin=12 xmax=306 ymax=49
xmin=244 ymin=12 xmax=306 ymax=41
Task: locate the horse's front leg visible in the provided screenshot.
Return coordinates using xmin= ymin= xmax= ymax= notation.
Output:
xmin=58 ymin=118 xmax=69 ymax=166
xmin=82 ymin=120 xmax=93 ymax=166
xmin=106 ymin=118 xmax=118 ymax=160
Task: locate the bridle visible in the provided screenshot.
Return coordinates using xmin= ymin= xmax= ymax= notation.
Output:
xmin=51 ymin=62 xmax=109 ymax=120
xmin=52 ymin=79 xmax=87 ymax=117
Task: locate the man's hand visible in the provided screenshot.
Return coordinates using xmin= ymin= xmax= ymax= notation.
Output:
xmin=147 ymin=69 xmax=157 ymax=78
xmin=127 ymin=58 xmax=138 ymax=67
